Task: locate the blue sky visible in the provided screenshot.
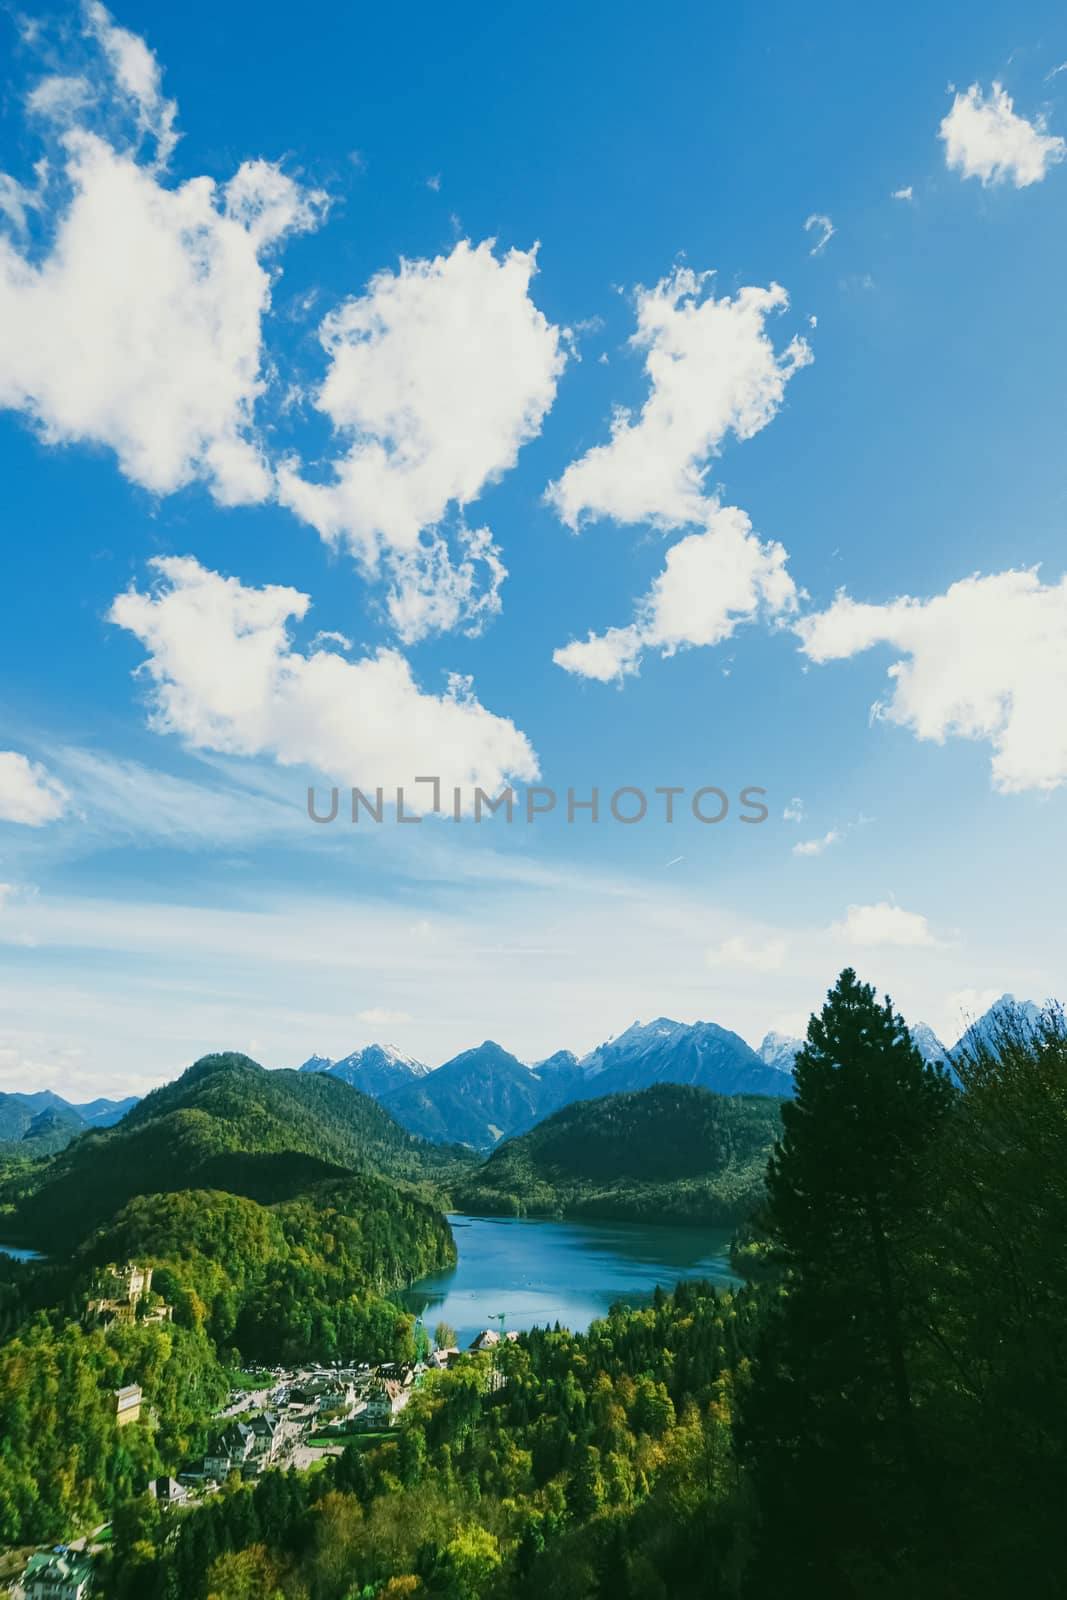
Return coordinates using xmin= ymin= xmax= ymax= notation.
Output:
xmin=1 ymin=0 xmax=1066 ymax=1097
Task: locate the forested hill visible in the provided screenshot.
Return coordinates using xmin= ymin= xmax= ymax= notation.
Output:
xmin=4 ymin=1052 xmax=475 ymax=1248
xmin=455 ymin=1083 xmax=784 ymax=1224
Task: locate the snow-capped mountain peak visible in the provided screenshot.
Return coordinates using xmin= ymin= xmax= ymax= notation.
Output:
xmin=297 ymin=1042 xmax=430 ymax=1097
xmin=757 ymin=1032 xmax=803 ymax=1073
xmin=909 ymin=1023 xmax=947 ymax=1064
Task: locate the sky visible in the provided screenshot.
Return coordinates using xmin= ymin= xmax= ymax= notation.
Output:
xmin=1 ymin=0 xmax=1066 ymax=1098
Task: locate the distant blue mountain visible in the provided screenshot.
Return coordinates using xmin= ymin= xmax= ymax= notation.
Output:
xmin=0 ymin=1089 xmax=138 ymax=1155
xmin=298 ymin=1043 xmax=430 ymax=1099
xmin=574 ymin=1017 xmax=793 ymax=1102
xmin=948 ymin=995 xmax=1043 ymax=1062
xmin=290 ymin=994 xmax=1045 ymax=1150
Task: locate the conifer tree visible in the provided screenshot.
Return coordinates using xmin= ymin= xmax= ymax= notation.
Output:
xmin=745 ymin=968 xmax=953 ymax=1591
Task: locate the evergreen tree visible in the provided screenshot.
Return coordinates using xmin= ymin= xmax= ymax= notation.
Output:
xmin=745 ymin=968 xmax=953 ymax=1593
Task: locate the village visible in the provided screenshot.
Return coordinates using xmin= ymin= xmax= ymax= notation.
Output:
xmin=10 ymin=1264 xmax=518 ymax=1600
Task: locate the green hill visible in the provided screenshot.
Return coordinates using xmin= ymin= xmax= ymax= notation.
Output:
xmin=80 ymin=1176 xmax=456 ymax=1364
xmin=4 ymin=1052 xmax=475 ymax=1248
xmin=455 ymin=1082 xmax=784 ymax=1224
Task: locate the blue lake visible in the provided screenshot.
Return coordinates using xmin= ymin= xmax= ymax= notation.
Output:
xmin=400 ymin=1213 xmax=739 ymax=1349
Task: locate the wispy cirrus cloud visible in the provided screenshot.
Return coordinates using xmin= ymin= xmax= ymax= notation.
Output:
xmin=804 ymin=213 xmax=835 ymax=255
xmin=793 ymin=829 xmax=840 ymax=858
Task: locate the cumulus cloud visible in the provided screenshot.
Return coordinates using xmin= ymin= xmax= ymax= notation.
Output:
xmin=0 ymin=751 xmax=69 ymax=826
xmin=108 ymin=557 xmax=538 ymax=798
xmin=797 ymin=568 xmax=1067 ymax=793
xmin=793 ymin=829 xmax=840 ymax=857
xmin=706 ymin=933 xmax=789 ymax=971
xmin=832 ymin=902 xmax=939 ymax=948
xmin=553 ymin=503 xmax=796 ymax=681
xmin=940 ymin=81 xmax=1065 ymax=187
xmin=892 ymin=186 xmax=914 ymax=201
xmin=546 ymin=268 xmax=811 ymax=532
xmin=783 ymin=797 xmax=805 ymax=822
xmin=278 ymin=239 xmax=564 ymax=632
xmin=0 ymin=9 xmax=326 ymax=505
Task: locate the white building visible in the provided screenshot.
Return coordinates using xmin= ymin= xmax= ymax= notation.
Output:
xmin=21 ymin=1550 xmax=94 ymax=1599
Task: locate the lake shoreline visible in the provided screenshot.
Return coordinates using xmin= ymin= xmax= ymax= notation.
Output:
xmin=401 ymin=1211 xmax=740 ymax=1349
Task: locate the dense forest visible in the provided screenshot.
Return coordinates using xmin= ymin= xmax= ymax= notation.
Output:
xmin=0 ymin=1059 xmax=460 ymax=1545
xmin=0 ymin=1053 xmax=475 ymax=1249
xmin=455 ymin=1083 xmax=782 ymax=1223
xmin=3 ymin=972 xmax=1067 ymax=1595
xmin=0 ymin=1169 xmax=455 ymax=1542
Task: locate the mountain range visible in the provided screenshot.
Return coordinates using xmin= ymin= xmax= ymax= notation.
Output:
xmin=0 ymin=996 xmax=1042 ymax=1169
xmin=298 ymin=1024 xmax=792 ymax=1153
xmin=296 ymin=993 xmax=1044 ymax=1151
xmin=6 ymin=1052 xmax=475 ymax=1248
xmin=0 ymin=1089 xmax=139 ymax=1158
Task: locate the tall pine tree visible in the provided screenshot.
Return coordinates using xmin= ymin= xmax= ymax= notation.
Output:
xmin=744 ymin=968 xmax=953 ymax=1595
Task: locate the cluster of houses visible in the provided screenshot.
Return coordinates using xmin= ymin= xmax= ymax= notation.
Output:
xmin=201 ymin=1360 xmax=420 ymax=1479
xmin=16 ymin=1327 xmax=516 ymax=1595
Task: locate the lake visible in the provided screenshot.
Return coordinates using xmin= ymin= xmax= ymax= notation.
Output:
xmin=400 ymin=1213 xmax=739 ymax=1349
xmin=0 ymin=1243 xmax=45 ymax=1262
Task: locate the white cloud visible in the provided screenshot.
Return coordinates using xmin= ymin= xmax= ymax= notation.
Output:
xmin=804 ymin=213 xmax=835 ymax=255
xmin=0 ymin=15 xmax=326 ymax=506
xmin=386 ymin=524 xmax=506 ymax=644
xmin=783 ymin=797 xmax=805 ymax=822
xmin=707 ymin=933 xmax=789 ymax=972
xmin=546 ymin=268 xmax=811 ymax=532
xmin=84 ymin=2 xmax=178 ymax=164
xmin=793 ymin=829 xmax=840 ymax=857
xmin=357 ymin=1007 xmax=412 ymax=1025
xmin=797 ymin=568 xmax=1067 ymax=793
xmin=942 ymin=987 xmax=1003 ymax=1038
xmin=50 ymin=746 xmax=305 ymax=847
xmin=553 ymin=503 xmax=796 ymax=681
xmin=0 ymin=751 xmax=68 ymax=826
xmin=832 ymin=902 xmax=939 ymax=948
xmin=940 ymin=81 xmax=1065 ymax=187
xmin=891 ymin=186 xmax=914 ymax=201
xmin=26 ymin=75 xmax=95 ymax=124
xmin=109 ymin=556 xmax=538 ymax=798
xmin=277 ymin=238 xmax=564 ymax=633
xmin=0 ymin=169 xmax=44 ymax=234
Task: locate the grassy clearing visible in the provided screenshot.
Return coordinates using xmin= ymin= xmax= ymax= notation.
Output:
xmin=307 ymin=1428 xmax=393 ymax=1449
xmin=226 ymin=1370 xmax=274 ymax=1391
